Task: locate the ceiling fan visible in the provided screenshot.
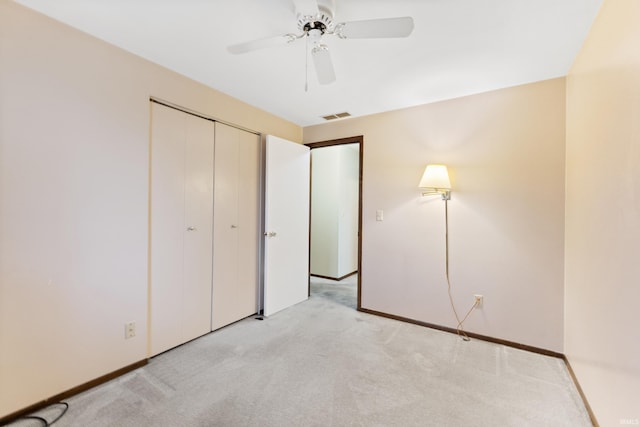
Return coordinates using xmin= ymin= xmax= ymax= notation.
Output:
xmin=227 ymin=0 xmax=414 ymax=85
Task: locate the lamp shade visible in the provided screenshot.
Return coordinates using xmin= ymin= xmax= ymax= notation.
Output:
xmin=419 ymin=164 xmax=451 ymax=189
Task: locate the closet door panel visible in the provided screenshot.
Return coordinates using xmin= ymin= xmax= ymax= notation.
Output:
xmin=212 ymin=123 xmax=240 ymax=330
xmin=151 ymin=103 xmax=215 ymax=356
xmin=237 ymin=131 xmax=260 ymax=315
xmin=212 ymin=123 xmax=259 ymax=330
xmin=182 ymin=114 xmax=215 ymax=341
xmin=150 ymin=103 xmax=186 ymax=356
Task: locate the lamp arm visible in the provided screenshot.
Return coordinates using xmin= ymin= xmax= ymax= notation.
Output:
xmin=421 ymin=188 xmax=451 ymax=200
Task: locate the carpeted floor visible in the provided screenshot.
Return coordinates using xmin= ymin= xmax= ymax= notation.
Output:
xmin=9 ymin=275 xmax=592 ymax=426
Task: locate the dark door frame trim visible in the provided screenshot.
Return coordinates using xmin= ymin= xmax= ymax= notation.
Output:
xmin=305 ymin=135 xmax=364 ymax=309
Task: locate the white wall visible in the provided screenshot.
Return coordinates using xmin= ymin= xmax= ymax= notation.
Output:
xmin=565 ymin=0 xmax=640 ymax=424
xmin=305 ymin=78 xmax=567 ymax=352
xmin=0 ymin=2 xmax=300 ymax=418
xmin=310 ymin=145 xmax=359 ymax=278
xmin=337 ymin=145 xmax=359 ymax=277
xmin=311 ymin=148 xmax=340 ymax=276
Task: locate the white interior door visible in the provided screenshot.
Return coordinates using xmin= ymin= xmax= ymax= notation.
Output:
xmin=263 ymin=135 xmax=310 ymax=316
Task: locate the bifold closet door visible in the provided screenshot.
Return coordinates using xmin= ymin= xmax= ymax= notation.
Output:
xmin=211 ymin=122 xmax=260 ymax=330
xmin=150 ymin=103 xmax=214 ymax=356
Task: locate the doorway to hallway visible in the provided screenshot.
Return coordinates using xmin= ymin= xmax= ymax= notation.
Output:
xmin=306 ymin=136 xmax=363 ymax=309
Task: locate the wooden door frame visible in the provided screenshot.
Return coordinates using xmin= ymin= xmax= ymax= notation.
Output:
xmin=305 ymin=135 xmax=363 ymax=309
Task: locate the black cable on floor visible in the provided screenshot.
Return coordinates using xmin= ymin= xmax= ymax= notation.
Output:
xmin=9 ymin=402 xmax=68 ymax=426
xmin=17 ymin=415 xmax=47 ymax=426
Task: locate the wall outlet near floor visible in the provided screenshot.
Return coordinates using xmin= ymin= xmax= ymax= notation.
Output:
xmin=125 ymin=321 xmax=136 ymax=339
xmin=474 ymin=295 xmax=483 ymax=307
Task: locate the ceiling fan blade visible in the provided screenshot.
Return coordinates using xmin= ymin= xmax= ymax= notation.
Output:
xmin=312 ymin=45 xmax=336 ymax=85
xmin=292 ymin=0 xmax=318 ymax=16
xmin=227 ymin=34 xmax=297 ymax=54
xmin=338 ymin=16 xmax=414 ymax=39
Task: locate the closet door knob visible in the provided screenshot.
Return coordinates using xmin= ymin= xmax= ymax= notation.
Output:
xmin=264 ymin=231 xmax=277 ymax=237
xmin=187 ymin=226 xmax=197 ymax=231
xmin=231 ymin=225 xmax=238 ymax=229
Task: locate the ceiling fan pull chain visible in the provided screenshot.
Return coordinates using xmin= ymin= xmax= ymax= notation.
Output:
xmin=304 ymin=32 xmax=309 ymax=92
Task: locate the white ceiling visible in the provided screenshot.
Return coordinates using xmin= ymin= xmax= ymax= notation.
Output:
xmin=13 ymin=0 xmax=603 ymax=127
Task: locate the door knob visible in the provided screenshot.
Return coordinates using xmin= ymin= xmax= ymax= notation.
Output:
xmin=231 ymin=225 xmax=238 ymax=229
xmin=186 ymin=226 xmax=197 ymax=231
xmin=264 ymin=231 xmax=277 ymax=237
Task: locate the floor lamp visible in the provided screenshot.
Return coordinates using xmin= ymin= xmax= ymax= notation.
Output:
xmin=419 ymin=164 xmax=478 ymax=341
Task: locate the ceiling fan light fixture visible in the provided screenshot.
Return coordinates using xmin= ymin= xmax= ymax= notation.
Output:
xmin=298 ymin=12 xmax=334 ymax=33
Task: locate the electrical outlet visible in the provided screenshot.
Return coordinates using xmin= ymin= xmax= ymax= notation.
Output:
xmin=125 ymin=321 xmax=136 ymax=339
xmin=474 ymin=295 xmax=483 ymax=307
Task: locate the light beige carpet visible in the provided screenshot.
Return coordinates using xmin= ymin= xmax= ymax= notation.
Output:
xmin=10 ymin=275 xmax=591 ymax=426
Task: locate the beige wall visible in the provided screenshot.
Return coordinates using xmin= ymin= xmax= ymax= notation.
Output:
xmin=5 ymin=0 xmax=637 ymax=422
xmin=0 ymin=1 xmax=300 ymax=418
xmin=565 ymin=0 xmax=640 ymax=424
xmin=305 ymin=78 xmax=567 ymax=352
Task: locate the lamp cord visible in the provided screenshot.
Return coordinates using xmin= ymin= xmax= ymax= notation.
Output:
xmin=444 ymin=199 xmax=478 ymax=341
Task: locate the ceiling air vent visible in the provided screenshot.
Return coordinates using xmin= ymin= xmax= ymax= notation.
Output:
xmin=322 ymin=112 xmax=351 ymax=121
